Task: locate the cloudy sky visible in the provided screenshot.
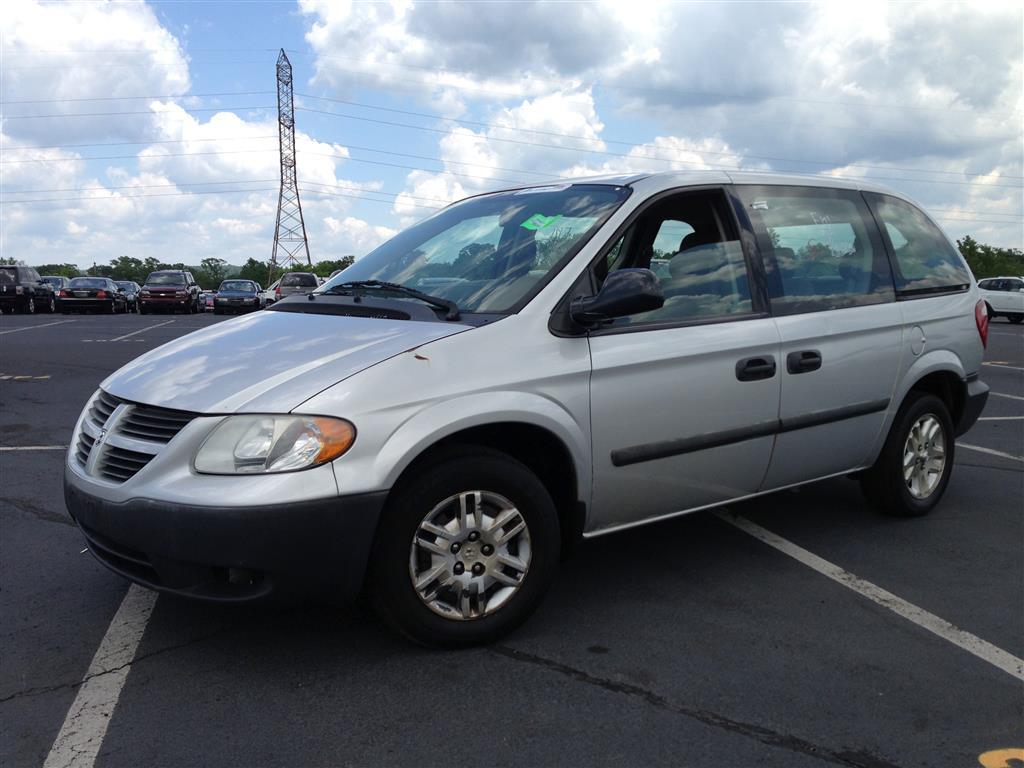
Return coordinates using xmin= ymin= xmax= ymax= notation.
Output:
xmin=2 ymin=0 xmax=1021 ymax=270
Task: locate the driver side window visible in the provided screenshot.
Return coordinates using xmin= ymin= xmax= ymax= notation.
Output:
xmin=599 ymin=190 xmax=754 ymax=327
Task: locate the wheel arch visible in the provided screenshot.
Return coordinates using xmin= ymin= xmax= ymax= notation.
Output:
xmin=369 ymin=396 xmax=591 ymax=557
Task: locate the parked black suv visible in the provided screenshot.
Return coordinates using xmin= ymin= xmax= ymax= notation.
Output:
xmin=139 ymin=271 xmax=201 ymax=314
xmin=0 ymin=265 xmax=57 ymax=314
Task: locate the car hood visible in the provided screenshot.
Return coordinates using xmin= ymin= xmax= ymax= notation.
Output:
xmin=101 ymin=311 xmax=471 ymax=413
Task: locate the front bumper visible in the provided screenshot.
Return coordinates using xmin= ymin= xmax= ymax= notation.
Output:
xmin=955 ymin=376 xmax=989 ymax=436
xmin=140 ymin=297 xmax=190 ymax=308
xmin=64 ymin=469 xmax=387 ymax=603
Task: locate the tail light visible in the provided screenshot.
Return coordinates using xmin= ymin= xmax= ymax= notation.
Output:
xmin=975 ymin=299 xmax=989 ymax=349
xmin=275 ymin=286 xmax=281 ymax=298
xmin=14 ymin=286 xmax=24 ymax=295
xmin=59 ymin=289 xmax=67 ymax=297
xmin=96 ymin=290 xmax=107 ymax=298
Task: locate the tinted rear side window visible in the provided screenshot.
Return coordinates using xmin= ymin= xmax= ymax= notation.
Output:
xmin=0 ymin=267 xmax=17 ymax=285
xmin=865 ymin=193 xmax=970 ymax=296
xmin=737 ymin=185 xmax=894 ymax=315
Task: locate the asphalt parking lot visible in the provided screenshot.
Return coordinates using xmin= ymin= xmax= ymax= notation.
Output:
xmin=1 ymin=312 xmax=1021 ymax=768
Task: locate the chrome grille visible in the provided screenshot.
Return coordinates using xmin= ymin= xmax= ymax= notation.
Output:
xmin=76 ymin=389 xmax=197 ymax=484
xmin=118 ymin=404 xmax=195 ymax=443
xmin=75 ymin=431 xmax=95 ymax=467
xmin=98 ymin=445 xmax=156 ymax=483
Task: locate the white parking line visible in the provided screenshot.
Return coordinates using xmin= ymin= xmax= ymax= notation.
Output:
xmin=108 ymin=319 xmax=175 ymax=342
xmin=43 ymin=585 xmax=157 ymax=768
xmin=0 ymin=320 xmax=73 ymax=336
xmin=0 ymin=445 xmax=67 ymax=452
xmin=983 ymin=363 xmax=1024 ymax=372
xmin=956 ymin=443 xmax=1024 ymax=464
xmin=978 ymin=415 xmax=1024 ymax=421
xmin=716 ymin=512 xmax=1024 ymax=681
xmin=990 ymin=391 xmax=1024 ymax=402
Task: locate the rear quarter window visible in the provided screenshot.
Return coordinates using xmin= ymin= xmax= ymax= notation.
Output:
xmin=865 ymin=193 xmax=970 ymax=296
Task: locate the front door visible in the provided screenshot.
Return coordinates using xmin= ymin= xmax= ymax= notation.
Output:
xmin=587 ymin=188 xmax=781 ymax=534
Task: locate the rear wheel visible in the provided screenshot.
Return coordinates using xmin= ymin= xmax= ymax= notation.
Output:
xmin=860 ymin=393 xmax=954 ymax=517
xmin=26 ymin=297 xmax=36 ymax=314
xmin=368 ymin=448 xmax=560 ymax=648
xmin=1010 ymin=314 xmax=1023 ymax=324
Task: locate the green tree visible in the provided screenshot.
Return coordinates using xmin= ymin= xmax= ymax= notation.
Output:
xmin=86 ymin=263 xmax=115 ymax=278
xmin=311 ymin=256 xmax=355 ymax=278
xmin=36 ymin=263 xmax=82 ymax=277
xmin=198 ymin=257 xmax=229 ymax=287
xmin=108 ymin=255 xmax=146 ymax=283
xmin=958 ymin=236 xmax=1024 ymax=279
xmin=238 ymin=257 xmax=271 ymax=285
xmin=0 ymin=257 xmax=25 ymax=265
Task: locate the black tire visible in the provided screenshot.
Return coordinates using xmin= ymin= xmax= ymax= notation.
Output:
xmin=213 ymin=308 xmax=223 ymax=315
xmin=108 ymin=301 xmax=116 ymax=314
xmin=139 ymin=305 xmax=148 ymax=315
xmin=1009 ymin=314 xmax=1023 ymax=324
xmin=46 ymin=296 xmax=56 ymax=313
xmin=860 ymin=393 xmax=955 ymax=517
xmin=368 ymin=447 xmax=560 ymax=648
xmin=25 ymin=297 xmax=36 ymax=315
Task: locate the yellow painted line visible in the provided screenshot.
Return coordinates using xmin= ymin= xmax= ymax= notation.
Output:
xmin=978 ymin=748 xmax=1024 ymax=768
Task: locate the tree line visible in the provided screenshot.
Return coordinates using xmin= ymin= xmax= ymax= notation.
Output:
xmin=0 ymin=255 xmax=355 ymax=289
xmin=2 ymin=238 xmax=1020 ymax=285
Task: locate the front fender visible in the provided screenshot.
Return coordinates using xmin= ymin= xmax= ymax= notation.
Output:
xmin=372 ymin=390 xmax=591 ymax=500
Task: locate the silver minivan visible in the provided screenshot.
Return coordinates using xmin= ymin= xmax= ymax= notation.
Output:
xmin=65 ymin=172 xmax=989 ymax=646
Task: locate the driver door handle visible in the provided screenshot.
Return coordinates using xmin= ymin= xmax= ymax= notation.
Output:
xmin=735 ymin=356 xmax=777 ymax=382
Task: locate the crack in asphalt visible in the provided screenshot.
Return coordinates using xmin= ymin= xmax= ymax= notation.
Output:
xmin=490 ymin=645 xmax=902 ymax=768
xmin=0 ymin=624 xmax=235 ymax=706
xmin=2 ymin=499 xmax=74 ymax=527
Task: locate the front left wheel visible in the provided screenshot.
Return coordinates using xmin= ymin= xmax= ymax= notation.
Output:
xmin=368 ymin=448 xmax=560 ymax=648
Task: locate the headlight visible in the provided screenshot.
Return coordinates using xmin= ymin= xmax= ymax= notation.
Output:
xmin=194 ymin=415 xmax=355 ymax=474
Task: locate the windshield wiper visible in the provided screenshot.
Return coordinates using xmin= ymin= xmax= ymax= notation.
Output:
xmin=322 ymin=280 xmax=461 ymax=320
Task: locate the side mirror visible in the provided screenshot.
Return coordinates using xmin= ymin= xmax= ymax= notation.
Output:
xmin=570 ymin=268 xmax=664 ymax=326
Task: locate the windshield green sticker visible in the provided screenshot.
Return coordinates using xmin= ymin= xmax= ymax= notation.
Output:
xmin=521 ymin=213 xmax=563 ymax=231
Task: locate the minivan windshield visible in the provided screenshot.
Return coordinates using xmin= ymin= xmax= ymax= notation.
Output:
xmin=145 ymin=272 xmax=185 ymax=286
xmin=318 ymin=184 xmax=630 ymax=313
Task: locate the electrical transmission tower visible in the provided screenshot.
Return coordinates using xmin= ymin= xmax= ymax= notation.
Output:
xmin=269 ymin=49 xmax=310 ymax=281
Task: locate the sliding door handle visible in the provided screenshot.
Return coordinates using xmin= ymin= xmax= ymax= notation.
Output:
xmin=786 ymin=350 xmax=822 ymax=374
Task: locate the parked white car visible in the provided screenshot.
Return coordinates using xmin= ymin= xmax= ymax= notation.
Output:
xmin=978 ymin=276 xmax=1024 ymax=323
xmin=261 ymin=279 xmax=280 ymax=306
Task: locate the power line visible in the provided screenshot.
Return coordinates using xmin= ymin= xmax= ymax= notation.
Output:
xmin=1 ymin=187 xmax=279 ymax=204
xmin=295 ymin=106 xmax=1024 ymax=190
xmin=296 ymin=93 xmax=1024 ymax=181
xmin=1 ymin=105 xmax=274 ymax=119
xmin=5 ymin=179 xmax=277 ymax=195
xmin=0 ymin=136 xmax=278 ymax=152
xmin=0 ymin=148 xmax=276 ymax=164
xmin=291 ymin=49 xmax=1018 ymax=119
xmin=0 ymin=90 xmax=273 ymax=105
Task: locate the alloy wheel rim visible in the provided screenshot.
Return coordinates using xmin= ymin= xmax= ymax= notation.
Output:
xmin=903 ymin=413 xmax=946 ymax=499
xmin=409 ymin=490 xmax=531 ymax=621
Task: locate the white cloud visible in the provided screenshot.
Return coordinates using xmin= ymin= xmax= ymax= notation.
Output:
xmin=1 ymin=0 xmax=190 ymax=144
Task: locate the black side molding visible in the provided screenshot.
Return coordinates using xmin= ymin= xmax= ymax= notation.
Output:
xmin=611 ymin=398 xmax=890 ymax=467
